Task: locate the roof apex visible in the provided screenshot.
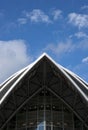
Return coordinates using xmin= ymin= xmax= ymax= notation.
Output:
xmin=38 ymin=52 xmax=51 ymax=59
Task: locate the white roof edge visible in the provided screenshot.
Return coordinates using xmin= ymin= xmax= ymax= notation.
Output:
xmin=0 ymin=53 xmax=88 ymax=104
xmin=0 ymin=53 xmax=48 ymax=104
xmin=0 ymin=53 xmax=47 ymax=91
xmin=63 ymin=68 xmax=88 ymax=90
xmin=0 ymin=65 xmax=30 ymax=92
xmin=0 ymin=66 xmax=28 ymax=87
xmin=42 ymin=53 xmax=88 ymax=101
xmin=45 ymin=53 xmax=88 ymax=89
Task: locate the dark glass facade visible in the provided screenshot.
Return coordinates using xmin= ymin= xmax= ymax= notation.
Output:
xmin=4 ymin=89 xmax=87 ymax=130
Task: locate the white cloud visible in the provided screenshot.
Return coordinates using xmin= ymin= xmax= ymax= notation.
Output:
xmin=74 ymin=32 xmax=88 ymax=39
xmin=44 ymin=41 xmax=75 ymax=56
xmin=51 ymin=9 xmax=62 ymax=20
xmin=68 ymin=12 xmax=88 ymax=28
xmin=82 ymin=57 xmax=88 ymax=63
xmin=17 ymin=9 xmax=63 ymax=25
xmin=25 ymin=9 xmax=52 ymax=24
xmin=0 ymin=40 xmax=32 ymax=83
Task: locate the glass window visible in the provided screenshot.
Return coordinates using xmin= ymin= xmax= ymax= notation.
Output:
xmin=3 ymin=89 xmax=88 ymax=130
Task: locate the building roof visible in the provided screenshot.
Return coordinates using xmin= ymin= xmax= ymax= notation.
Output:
xmin=0 ymin=53 xmax=88 ymax=104
xmin=0 ymin=53 xmax=88 ymax=128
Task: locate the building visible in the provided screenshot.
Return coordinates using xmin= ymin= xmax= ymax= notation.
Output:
xmin=0 ymin=53 xmax=88 ymax=130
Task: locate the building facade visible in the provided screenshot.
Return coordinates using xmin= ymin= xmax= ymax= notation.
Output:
xmin=0 ymin=53 xmax=88 ymax=130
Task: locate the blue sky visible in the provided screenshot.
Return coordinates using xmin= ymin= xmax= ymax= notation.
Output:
xmin=0 ymin=0 xmax=88 ymax=83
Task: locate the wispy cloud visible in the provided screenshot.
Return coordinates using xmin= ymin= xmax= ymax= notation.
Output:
xmin=51 ymin=9 xmax=62 ymax=20
xmin=0 ymin=12 xmax=4 ymax=18
xmin=27 ymin=9 xmax=52 ymax=23
xmin=81 ymin=5 xmax=88 ymax=10
xmin=68 ymin=12 xmax=88 ymax=28
xmin=17 ymin=18 xmax=27 ymax=25
xmin=44 ymin=40 xmax=75 ymax=56
xmin=0 ymin=10 xmax=5 ymax=18
xmin=19 ymin=9 xmax=52 ymax=24
xmin=17 ymin=9 xmax=63 ymax=25
xmin=0 ymin=40 xmax=32 ymax=83
xmin=44 ymin=37 xmax=88 ymax=58
xmin=82 ymin=56 xmax=88 ymax=63
xmin=74 ymin=32 xmax=88 ymax=39
xmin=79 ymin=39 xmax=88 ymax=50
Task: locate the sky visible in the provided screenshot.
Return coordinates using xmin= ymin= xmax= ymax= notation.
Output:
xmin=0 ymin=0 xmax=88 ymax=84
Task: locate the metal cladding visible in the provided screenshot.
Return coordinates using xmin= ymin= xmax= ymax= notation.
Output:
xmin=0 ymin=53 xmax=88 ymax=129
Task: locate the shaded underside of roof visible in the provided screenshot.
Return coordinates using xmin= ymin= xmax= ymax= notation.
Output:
xmin=0 ymin=53 xmax=88 ymax=129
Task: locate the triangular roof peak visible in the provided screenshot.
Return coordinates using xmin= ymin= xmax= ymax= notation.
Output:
xmin=41 ymin=52 xmax=48 ymax=56
xmin=37 ymin=52 xmax=51 ymax=60
xmin=36 ymin=52 xmax=57 ymax=66
xmin=0 ymin=52 xmax=88 ymax=105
